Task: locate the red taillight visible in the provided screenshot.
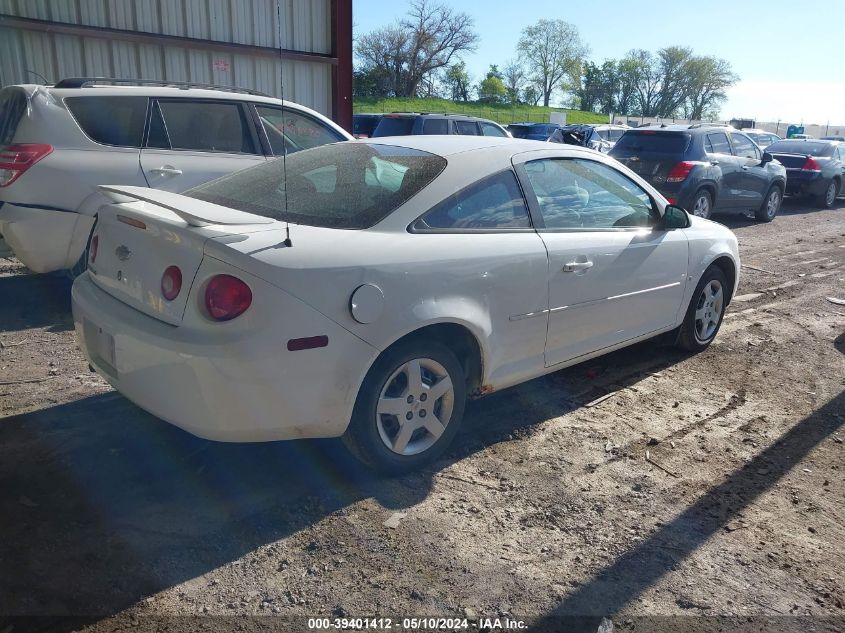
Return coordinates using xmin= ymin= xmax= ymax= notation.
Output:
xmin=0 ymin=144 xmax=53 ymax=187
xmin=801 ymin=156 xmax=821 ymax=172
xmin=161 ymin=265 xmax=183 ymax=301
xmin=666 ymin=161 xmax=695 ymax=183
xmin=204 ymin=275 xmax=252 ymax=321
xmin=89 ymin=235 xmax=99 ymax=264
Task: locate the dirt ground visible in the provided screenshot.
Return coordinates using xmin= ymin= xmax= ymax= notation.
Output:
xmin=1 ymin=198 xmax=843 ymax=633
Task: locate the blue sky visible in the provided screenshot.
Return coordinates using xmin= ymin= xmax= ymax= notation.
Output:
xmin=353 ymin=0 xmax=845 ymax=124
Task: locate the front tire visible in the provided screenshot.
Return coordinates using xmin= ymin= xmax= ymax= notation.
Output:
xmin=677 ymin=265 xmax=728 ymax=352
xmin=755 ymin=185 xmax=782 ymax=222
xmin=816 ymin=179 xmax=839 ymax=209
xmin=343 ymin=340 xmax=466 ymax=474
xmin=691 ymin=189 xmax=713 ymax=219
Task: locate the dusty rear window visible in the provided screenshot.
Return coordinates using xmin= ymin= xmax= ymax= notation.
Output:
xmin=185 ymin=143 xmax=447 ymax=229
xmin=613 ymin=131 xmax=691 ymax=154
xmin=767 ymin=141 xmax=835 ymax=157
xmin=0 ymin=87 xmax=27 ymax=145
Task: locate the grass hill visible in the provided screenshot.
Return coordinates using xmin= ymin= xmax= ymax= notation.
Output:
xmin=353 ymin=97 xmax=607 ymax=125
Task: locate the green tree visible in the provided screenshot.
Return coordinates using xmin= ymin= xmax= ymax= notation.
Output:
xmin=517 ymin=19 xmax=589 ymax=107
xmin=443 ymin=61 xmax=472 ymax=101
xmin=477 ymin=66 xmax=507 ymax=103
xmin=502 ymin=59 xmax=526 ymax=105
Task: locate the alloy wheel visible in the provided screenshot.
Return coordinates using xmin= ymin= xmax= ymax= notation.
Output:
xmin=693 ymin=194 xmax=710 ymax=218
xmin=765 ymin=189 xmax=781 ymax=218
xmin=375 ymin=358 xmax=455 ymax=456
xmin=825 ymin=182 xmax=837 ymax=207
xmin=694 ymin=279 xmax=724 ymax=344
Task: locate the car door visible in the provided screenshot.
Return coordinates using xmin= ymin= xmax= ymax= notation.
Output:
xmin=515 ymin=154 xmax=689 ymax=367
xmin=731 ymin=132 xmax=767 ymax=207
xmin=254 ymin=104 xmax=347 ymax=154
xmin=704 ymin=131 xmax=742 ymax=209
xmin=140 ymin=99 xmax=266 ymax=192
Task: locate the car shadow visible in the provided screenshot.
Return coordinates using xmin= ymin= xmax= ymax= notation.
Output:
xmin=0 ymin=338 xmax=684 ymax=625
xmin=530 ymin=390 xmax=845 ymax=633
xmin=0 ymin=273 xmax=74 ymax=332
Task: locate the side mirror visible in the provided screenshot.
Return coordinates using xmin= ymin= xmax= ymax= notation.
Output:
xmin=761 ymin=152 xmax=773 ymax=164
xmin=661 ymin=204 xmax=691 ymax=230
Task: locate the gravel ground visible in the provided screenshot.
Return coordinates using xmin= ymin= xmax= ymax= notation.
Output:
xmin=0 ymin=197 xmax=843 ymax=633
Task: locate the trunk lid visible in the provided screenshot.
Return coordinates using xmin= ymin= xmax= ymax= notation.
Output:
xmin=88 ymin=186 xmax=276 ymax=325
xmin=610 ymin=132 xmax=692 ymax=186
xmin=770 ymin=153 xmax=814 ymax=169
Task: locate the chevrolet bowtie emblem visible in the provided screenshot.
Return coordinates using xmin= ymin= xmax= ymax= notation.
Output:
xmin=115 ymin=245 xmax=132 ymax=261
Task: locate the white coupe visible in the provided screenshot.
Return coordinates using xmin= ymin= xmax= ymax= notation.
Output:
xmin=72 ymin=136 xmax=739 ymax=472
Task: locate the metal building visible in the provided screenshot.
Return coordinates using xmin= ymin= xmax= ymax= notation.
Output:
xmin=0 ymin=0 xmax=353 ymax=130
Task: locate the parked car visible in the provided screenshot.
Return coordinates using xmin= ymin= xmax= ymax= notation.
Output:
xmin=72 ymin=136 xmax=739 ymax=473
xmin=766 ymin=139 xmax=844 ymax=208
xmin=371 ymin=113 xmax=510 ymax=138
xmin=352 ymin=113 xmax=383 ymax=139
xmin=547 ymin=124 xmax=616 ymax=153
xmin=591 ymin=124 xmax=631 ymax=150
xmin=741 ymin=129 xmax=782 ymax=149
xmin=821 ymin=135 xmax=845 ymax=142
xmin=791 ymin=133 xmax=813 ymax=139
xmin=610 ymin=125 xmax=787 ymax=222
xmin=0 ymin=78 xmax=352 ymax=276
xmin=507 ymin=122 xmax=561 ymax=140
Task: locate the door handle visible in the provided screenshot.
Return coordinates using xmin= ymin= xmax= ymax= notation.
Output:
xmin=710 ymin=160 xmax=719 ymax=165
xmin=741 ymin=165 xmax=749 ymax=170
xmin=563 ymin=260 xmax=594 ymax=272
xmin=149 ymin=166 xmax=183 ymax=176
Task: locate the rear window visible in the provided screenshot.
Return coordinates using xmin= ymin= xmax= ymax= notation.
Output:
xmin=65 ymin=96 xmax=147 ymax=147
xmin=508 ymin=125 xmax=530 ymax=138
xmin=422 ymin=118 xmax=449 ymax=134
xmin=613 ymin=131 xmax=691 ymax=154
xmin=373 ymin=117 xmax=415 ymax=137
xmin=0 ymin=88 xmax=27 ymax=145
xmin=185 ymin=143 xmax=447 ymax=229
xmin=767 ymin=141 xmax=834 ymax=157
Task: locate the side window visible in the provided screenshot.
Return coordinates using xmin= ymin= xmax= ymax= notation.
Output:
xmin=0 ymin=88 xmax=28 ymax=145
xmin=256 ymin=106 xmax=344 ymax=155
xmin=151 ymin=100 xmax=258 ymax=154
xmin=480 ymin=122 xmax=507 ymax=137
xmin=731 ymin=133 xmax=759 ymax=159
xmin=421 ymin=118 xmax=449 ymax=134
xmin=455 ymin=120 xmax=480 ymax=136
xmin=524 ymin=158 xmax=655 ymax=230
xmin=706 ymin=132 xmax=731 ymax=154
xmin=65 ymin=96 xmax=147 ymax=148
xmin=415 ymin=170 xmax=531 ymax=230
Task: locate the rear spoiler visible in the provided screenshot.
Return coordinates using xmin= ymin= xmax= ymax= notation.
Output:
xmin=98 ymin=185 xmax=274 ymax=227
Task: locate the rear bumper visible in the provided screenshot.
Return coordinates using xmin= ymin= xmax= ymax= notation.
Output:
xmin=784 ymin=171 xmax=826 ymax=196
xmin=72 ymin=269 xmax=378 ymax=442
xmin=0 ymin=203 xmax=92 ymax=272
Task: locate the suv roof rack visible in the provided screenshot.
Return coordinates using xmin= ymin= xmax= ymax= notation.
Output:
xmin=52 ymin=77 xmax=271 ymax=97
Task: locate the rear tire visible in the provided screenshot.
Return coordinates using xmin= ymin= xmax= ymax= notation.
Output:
xmin=343 ymin=340 xmax=466 ymax=474
xmin=754 ymin=185 xmax=782 ymax=222
xmin=677 ymin=265 xmax=728 ymax=352
xmin=816 ymin=179 xmax=839 ymax=209
xmin=690 ymin=189 xmax=713 ymax=219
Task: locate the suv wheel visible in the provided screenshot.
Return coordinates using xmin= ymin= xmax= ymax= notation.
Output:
xmin=343 ymin=340 xmax=466 ymax=474
xmin=691 ymin=189 xmax=713 ymax=219
xmin=755 ymin=185 xmax=782 ymax=222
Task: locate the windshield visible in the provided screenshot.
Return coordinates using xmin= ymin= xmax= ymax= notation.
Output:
xmin=185 ymin=143 xmax=446 ymax=230
xmin=767 ymin=141 xmax=835 ymax=156
xmin=612 ymin=131 xmax=691 ymax=154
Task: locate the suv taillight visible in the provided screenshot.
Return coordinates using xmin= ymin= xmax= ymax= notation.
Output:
xmin=666 ymin=161 xmax=695 ymax=183
xmin=801 ymin=156 xmax=821 ymax=172
xmin=205 ymin=275 xmax=252 ymax=321
xmin=0 ymin=144 xmax=53 ymax=187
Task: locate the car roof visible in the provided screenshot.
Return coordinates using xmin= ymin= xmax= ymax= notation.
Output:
xmin=20 ymin=82 xmax=302 ymax=107
xmin=381 ymin=112 xmax=500 ymax=123
xmin=772 ymin=138 xmax=835 ymax=145
xmin=360 ymin=135 xmax=544 ymax=156
xmin=633 ymin=124 xmax=734 ymax=133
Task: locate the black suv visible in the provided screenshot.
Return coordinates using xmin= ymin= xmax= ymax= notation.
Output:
xmin=610 ymin=125 xmax=787 ymax=222
xmin=371 ymin=113 xmax=510 ymax=138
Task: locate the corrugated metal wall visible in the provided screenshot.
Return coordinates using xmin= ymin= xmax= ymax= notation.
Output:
xmin=0 ymin=0 xmax=334 ymax=116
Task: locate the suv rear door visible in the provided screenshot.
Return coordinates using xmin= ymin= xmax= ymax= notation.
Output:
xmin=140 ymin=99 xmax=266 ymax=192
xmin=730 ymin=132 xmax=767 ymax=207
xmin=703 ymin=131 xmax=742 ymax=209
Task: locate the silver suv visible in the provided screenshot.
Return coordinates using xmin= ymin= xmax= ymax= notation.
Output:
xmin=0 ymin=78 xmax=351 ymax=275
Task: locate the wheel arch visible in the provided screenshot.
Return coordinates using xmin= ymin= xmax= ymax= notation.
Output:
xmin=372 ymin=321 xmax=486 ymax=397
xmin=708 ymin=255 xmax=737 ymax=305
